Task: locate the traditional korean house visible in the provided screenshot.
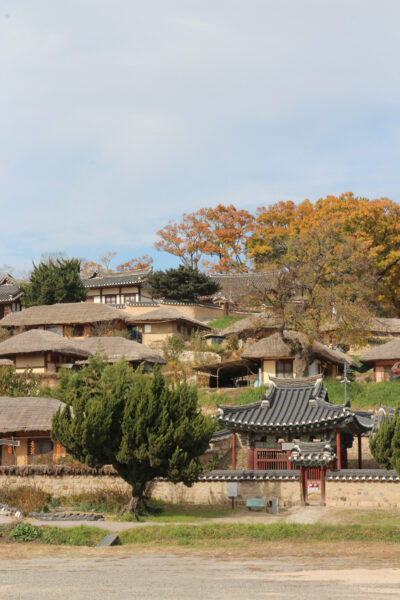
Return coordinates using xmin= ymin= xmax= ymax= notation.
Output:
xmin=0 ymin=396 xmax=65 ymax=466
xmin=359 ymin=338 xmax=400 ymax=382
xmin=193 ymin=358 xmax=259 ymax=388
xmin=73 ymin=336 xmax=166 ymax=368
xmin=125 ymin=307 xmax=211 ymax=349
xmin=222 ymin=312 xmax=281 ymax=344
xmin=0 ymin=302 xmax=134 ymax=338
xmin=0 ymin=274 xmax=23 ymax=319
xmin=205 ymin=272 xmax=276 ymax=310
xmin=82 ymin=268 xmax=153 ymax=305
xmin=0 ymin=329 xmax=92 ymax=373
xmin=242 ymin=331 xmax=356 ymax=381
xmin=218 ymin=375 xmax=373 ymax=472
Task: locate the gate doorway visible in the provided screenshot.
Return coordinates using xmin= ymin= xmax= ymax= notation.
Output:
xmin=300 ymin=466 xmax=326 ymax=505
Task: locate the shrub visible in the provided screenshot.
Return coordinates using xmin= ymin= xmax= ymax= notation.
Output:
xmin=0 ymin=486 xmax=52 ymax=513
xmin=10 ymin=523 xmax=41 ymax=542
xmin=161 ymin=335 xmax=186 ymax=361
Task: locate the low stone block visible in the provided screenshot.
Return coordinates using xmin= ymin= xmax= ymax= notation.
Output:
xmin=97 ymin=534 xmax=119 ymax=547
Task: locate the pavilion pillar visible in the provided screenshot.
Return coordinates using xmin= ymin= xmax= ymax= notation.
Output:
xmin=320 ymin=466 xmax=326 ymax=505
xmin=232 ymin=432 xmax=236 ymax=470
xmin=336 ymin=430 xmax=342 ymax=470
xmin=358 ymin=434 xmax=362 ymax=469
xmin=248 ymin=442 xmax=255 ymax=470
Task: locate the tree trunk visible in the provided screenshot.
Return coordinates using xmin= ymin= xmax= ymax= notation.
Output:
xmin=119 ymin=487 xmax=145 ymax=520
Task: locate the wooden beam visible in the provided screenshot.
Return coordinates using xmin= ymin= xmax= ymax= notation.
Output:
xmin=358 ymin=434 xmax=362 ymax=469
xmin=232 ymin=431 xmax=236 ymax=470
xmin=336 ymin=430 xmax=341 ymax=470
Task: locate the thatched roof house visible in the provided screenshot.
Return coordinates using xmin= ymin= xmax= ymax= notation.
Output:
xmin=0 ymin=329 xmax=92 ymax=373
xmin=127 ymin=307 xmax=211 ymax=349
xmin=242 ymin=331 xmax=356 ymax=382
xmin=73 ymin=336 xmax=166 ymax=366
xmin=0 ymin=302 xmax=134 ymax=337
xmin=223 ymin=312 xmax=280 ymax=339
xmin=359 ymin=338 xmax=400 ymax=382
xmin=0 ymin=396 xmax=65 ymax=466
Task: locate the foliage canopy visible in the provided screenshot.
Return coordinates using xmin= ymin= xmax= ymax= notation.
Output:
xmin=147 ymin=266 xmax=220 ymax=302
xmin=52 ymin=358 xmax=214 ymax=511
xmin=21 ymin=258 xmax=86 ymax=307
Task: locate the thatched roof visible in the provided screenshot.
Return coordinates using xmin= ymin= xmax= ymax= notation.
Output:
xmin=242 ymin=331 xmax=356 ymax=367
xmin=0 ymin=396 xmax=64 ymax=433
xmin=0 ymin=330 xmax=92 ymax=359
xmin=0 ymin=302 xmax=132 ymax=327
xmin=323 ymin=316 xmax=400 ymax=335
xmin=0 ymin=359 xmax=13 ymax=366
xmin=127 ymin=307 xmax=211 ymax=330
xmin=359 ymin=338 xmax=400 ymax=363
xmin=207 ymin=272 xmax=276 ymax=302
xmin=223 ymin=312 xmax=280 ymax=336
xmin=73 ymin=336 xmax=166 ymax=365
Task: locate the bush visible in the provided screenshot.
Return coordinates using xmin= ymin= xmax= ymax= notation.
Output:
xmin=58 ymin=488 xmax=130 ymax=514
xmin=0 ymin=486 xmax=52 ymax=513
xmin=10 ymin=523 xmax=41 ymax=542
xmin=161 ymin=335 xmax=186 ymax=362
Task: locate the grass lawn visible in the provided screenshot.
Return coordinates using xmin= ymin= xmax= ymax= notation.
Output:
xmin=118 ymin=521 xmax=400 ymax=547
xmin=198 ymin=385 xmax=266 ymax=409
xmin=118 ymin=500 xmax=234 ymax=522
xmin=324 ymin=378 xmax=400 ymax=409
xmin=0 ymin=523 xmax=106 ymax=546
xmin=207 ymin=315 xmax=243 ymax=329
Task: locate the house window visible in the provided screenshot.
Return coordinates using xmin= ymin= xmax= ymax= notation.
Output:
xmin=144 ymin=324 xmax=152 ymax=333
xmin=276 ymin=359 xmax=293 ymax=378
xmin=28 ymin=439 xmax=53 ymax=463
xmin=104 ymin=295 xmax=117 ymax=304
xmin=124 ymin=294 xmax=139 ymax=304
xmin=71 ymin=325 xmax=84 ymax=337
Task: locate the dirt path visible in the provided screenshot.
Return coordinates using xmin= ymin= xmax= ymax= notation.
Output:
xmin=0 ymin=506 xmax=326 ymax=532
xmin=0 ymin=550 xmax=399 ymax=599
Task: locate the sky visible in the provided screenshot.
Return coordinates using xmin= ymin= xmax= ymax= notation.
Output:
xmin=1 ymin=0 xmax=400 ymax=274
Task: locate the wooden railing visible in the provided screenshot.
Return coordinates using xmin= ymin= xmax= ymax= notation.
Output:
xmin=255 ymin=449 xmax=297 ymax=470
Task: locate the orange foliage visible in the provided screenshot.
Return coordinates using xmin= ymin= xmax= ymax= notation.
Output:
xmin=116 ymin=255 xmax=153 ymax=271
xmin=155 ymin=204 xmax=254 ymax=272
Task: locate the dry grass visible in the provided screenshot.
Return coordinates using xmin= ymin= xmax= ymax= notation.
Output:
xmin=0 ymin=485 xmax=52 ymax=513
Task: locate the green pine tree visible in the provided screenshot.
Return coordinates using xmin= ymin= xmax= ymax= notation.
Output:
xmin=147 ymin=266 xmax=220 ymax=302
xmin=370 ymin=411 xmax=397 ymax=470
xmin=21 ymin=258 xmax=86 ymax=307
xmin=52 ymin=358 xmax=214 ymax=514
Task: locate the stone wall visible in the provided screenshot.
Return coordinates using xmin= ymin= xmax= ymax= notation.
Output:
xmin=0 ymin=468 xmax=399 ymax=509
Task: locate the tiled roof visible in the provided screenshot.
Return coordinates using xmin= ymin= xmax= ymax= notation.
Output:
xmin=290 ymin=441 xmax=336 ymax=466
xmin=200 ymin=469 xmax=400 ymax=482
xmin=0 ymin=275 xmax=22 ymax=304
xmin=208 ymin=272 xmax=276 ymax=302
xmin=218 ymin=376 xmax=373 ymax=432
xmin=82 ymin=268 xmax=152 ymax=289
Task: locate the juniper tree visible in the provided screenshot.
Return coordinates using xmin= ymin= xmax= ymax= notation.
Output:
xmin=21 ymin=257 xmax=86 ymax=307
xmin=51 ymin=357 xmax=214 ymax=513
xmin=369 ymin=409 xmax=400 ymax=472
xmin=147 ymin=266 xmax=220 ymax=302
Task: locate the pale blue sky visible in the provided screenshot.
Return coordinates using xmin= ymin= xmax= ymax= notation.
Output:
xmin=1 ymin=0 xmax=400 ymax=273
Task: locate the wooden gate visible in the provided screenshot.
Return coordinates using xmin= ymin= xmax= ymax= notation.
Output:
xmin=300 ymin=466 xmax=326 ymax=505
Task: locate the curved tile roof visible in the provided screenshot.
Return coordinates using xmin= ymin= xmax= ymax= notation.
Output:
xmin=218 ymin=376 xmax=372 ymax=432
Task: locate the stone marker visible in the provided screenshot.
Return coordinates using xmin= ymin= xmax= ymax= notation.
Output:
xmin=97 ymin=534 xmax=120 ymax=547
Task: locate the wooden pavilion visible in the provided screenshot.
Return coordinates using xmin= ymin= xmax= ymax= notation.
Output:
xmin=217 ymin=375 xmax=373 ymax=472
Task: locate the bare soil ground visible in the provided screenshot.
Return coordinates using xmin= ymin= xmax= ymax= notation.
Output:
xmin=0 ymin=544 xmax=399 ymax=600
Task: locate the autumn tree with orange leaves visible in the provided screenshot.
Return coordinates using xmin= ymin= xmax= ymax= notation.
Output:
xmin=247 ymin=193 xmax=400 ymax=316
xmin=82 ymin=253 xmax=153 ymax=275
xmin=155 ymin=204 xmax=254 ymax=272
